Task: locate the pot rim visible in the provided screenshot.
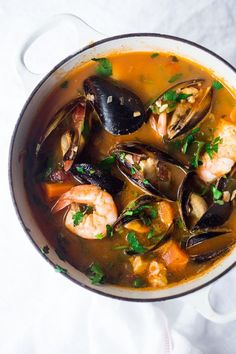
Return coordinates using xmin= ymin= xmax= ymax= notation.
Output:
xmin=9 ymin=32 xmax=236 ymax=302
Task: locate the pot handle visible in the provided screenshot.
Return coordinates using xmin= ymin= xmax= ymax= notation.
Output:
xmin=185 ymin=284 xmax=236 ymax=324
xmin=16 ymin=13 xmax=104 ymax=92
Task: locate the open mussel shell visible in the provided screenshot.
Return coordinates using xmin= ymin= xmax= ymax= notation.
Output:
xmin=112 ymin=142 xmax=187 ymax=201
xmin=113 ymin=195 xmax=174 ymax=255
xmin=73 ymin=163 xmax=123 ymax=195
xmin=83 ymin=76 xmax=147 ymax=135
xmin=179 ymin=172 xmax=233 ymax=230
xmin=37 ymin=96 xmax=93 ymax=179
xmin=113 ymin=194 xmax=158 ymax=230
xmin=147 ymin=79 xmax=214 ymax=140
xmin=182 ymin=228 xmax=234 ymax=263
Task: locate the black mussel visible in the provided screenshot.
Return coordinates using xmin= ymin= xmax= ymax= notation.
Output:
xmin=37 ymin=96 xmax=93 ymax=180
xmin=147 ymin=79 xmax=213 ymax=140
xmin=112 ymin=142 xmax=187 ymax=201
xmin=83 ymin=76 xmax=147 ymax=135
xmin=182 ymin=228 xmax=234 ymax=263
xmin=113 ymin=195 xmax=174 ymax=255
xmin=178 ymin=172 xmax=233 ymax=230
xmin=73 ymin=163 xmax=123 ymax=195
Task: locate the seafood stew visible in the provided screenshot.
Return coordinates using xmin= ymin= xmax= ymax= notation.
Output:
xmin=25 ymin=51 xmax=236 ymax=289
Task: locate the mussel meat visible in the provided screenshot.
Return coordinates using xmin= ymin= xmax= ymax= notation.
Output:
xmin=73 ymin=163 xmax=124 ymax=195
xmin=148 ymin=79 xmax=213 ymax=140
xmin=112 ymin=142 xmax=187 ymax=201
xmin=182 ymin=228 xmax=234 ymax=263
xmin=83 ymin=76 xmax=147 ymax=135
xmin=179 ymin=172 xmax=233 ymax=230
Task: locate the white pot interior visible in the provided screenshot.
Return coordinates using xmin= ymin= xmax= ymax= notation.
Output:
xmin=10 ymin=34 xmax=236 ymax=300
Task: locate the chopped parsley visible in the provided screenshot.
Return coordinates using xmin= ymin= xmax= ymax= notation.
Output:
xmin=112 ymin=245 xmax=128 ymax=250
xmin=211 ymin=185 xmax=223 ymax=201
xmin=212 ymin=80 xmax=223 ymax=90
xmin=190 ymin=141 xmax=205 ymax=167
xmin=72 ymin=211 xmax=84 ymax=226
xmin=132 ymin=277 xmax=146 ymax=288
xmin=182 ymin=128 xmax=200 ymax=154
xmin=72 ymin=206 xmax=93 ymax=227
xmin=205 ymin=136 xmax=223 ymax=159
xmin=76 ymin=166 xmax=85 ymax=174
xmin=147 ymin=228 xmax=155 ymax=239
xmin=131 ymin=167 xmax=136 ymax=175
xmin=151 ymin=53 xmax=159 ymax=58
xmin=176 ymin=217 xmax=185 ymax=230
xmin=95 ymin=233 xmax=104 ymax=239
xmin=89 ymin=169 xmax=95 ymax=174
xmin=60 ymin=80 xmax=69 ymax=89
xmin=106 ymin=224 xmax=114 ymax=237
xmin=55 ymin=265 xmax=68 ymax=274
xmin=92 ymin=57 xmax=112 ymax=77
xmin=143 ymin=179 xmax=150 ymax=185
xmin=98 ymin=155 xmax=115 ymax=171
xmin=180 ymin=128 xmax=223 ymax=168
xmin=163 ymin=89 xmax=192 ymax=103
xmin=127 ymin=231 xmax=146 ymax=254
xmin=88 ymin=262 xmax=105 ymax=284
xmin=168 ymin=73 xmax=183 ymax=83
xmin=40 ymin=245 xmax=49 ymax=255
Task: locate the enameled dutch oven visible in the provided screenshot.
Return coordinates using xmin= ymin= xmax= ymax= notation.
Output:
xmin=9 ymin=14 xmax=236 ymax=323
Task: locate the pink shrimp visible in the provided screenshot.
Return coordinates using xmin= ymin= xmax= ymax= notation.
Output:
xmin=198 ymin=119 xmax=236 ymax=183
xmin=52 ymin=185 xmax=118 ymax=239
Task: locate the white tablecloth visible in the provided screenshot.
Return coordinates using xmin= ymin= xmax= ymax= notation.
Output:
xmin=1 ymin=0 xmax=236 ymax=353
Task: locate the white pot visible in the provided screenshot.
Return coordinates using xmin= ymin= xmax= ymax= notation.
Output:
xmin=9 ymin=14 xmax=236 ymax=323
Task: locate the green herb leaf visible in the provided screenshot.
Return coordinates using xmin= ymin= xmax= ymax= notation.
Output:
xmin=163 ymin=89 xmax=177 ymax=102
xmin=89 ymin=169 xmax=95 ymax=174
xmin=149 ymin=208 xmax=157 ymax=219
xmin=147 ymin=229 xmax=155 ymax=239
xmin=131 ymin=167 xmax=136 ymax=175
xmin=127 ymin=231 xmax=146 ymax=254
xmin=89 ymin=262 xmax=105 ymax=284
xmin=215 ymin=199 xmax=224 ymax=205
xmin=40 ymin=245 xmax=49 ymax=255
xmin=211 ymin=185 xmax=223 ymax=201
xmin=212 ymin=80 xmax=223 ymax=90
xmin=143 ymin=179 xmax=150 ymax=185
xmin=55 ymin=265 xmax=68 ymax=274
xmin=72 ymin=211 xmax=84 ymax=226
xmin=205 ymin=136 xmax=223 ymax=159
xmin=168 ymin=73 xmax=183 ymax=83
xmin=106 ymin=224 xmax=114 ymax=237
xmin=76 ymin=166 xmax=85 ymax=174
xmin=150 ymin=53 xmax=159 ymax=59
xmin=132 ymin=277 xmax=146 ymax=288
xmin=176 ymin=93 xmax=192 ymax=101
xmin=92 ymin=57 xmax=112 ymax=77
xmin=112 ymin=245 xmax=128 ymax=250
xmin=98 ymin=155 xmax=115 ymax=171
xmin=176 ymin=217 xmax=185 ymax=230
xmin=182 ymin=128 xmax=200 ymax=154
xmin=190 ymin=141 xmax=205 ymax=168
xmin=60 ymin=80 xmax=69 ymax=89
xmin=95 ymin=233 xmax=104 ymax=239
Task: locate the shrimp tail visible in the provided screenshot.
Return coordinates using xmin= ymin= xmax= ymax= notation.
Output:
xmin=51 ymin=192 xmax=72 ymax=213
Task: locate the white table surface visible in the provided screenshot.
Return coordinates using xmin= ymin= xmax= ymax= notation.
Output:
xmin=1 ymin=0 xmax=236 ymax=353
